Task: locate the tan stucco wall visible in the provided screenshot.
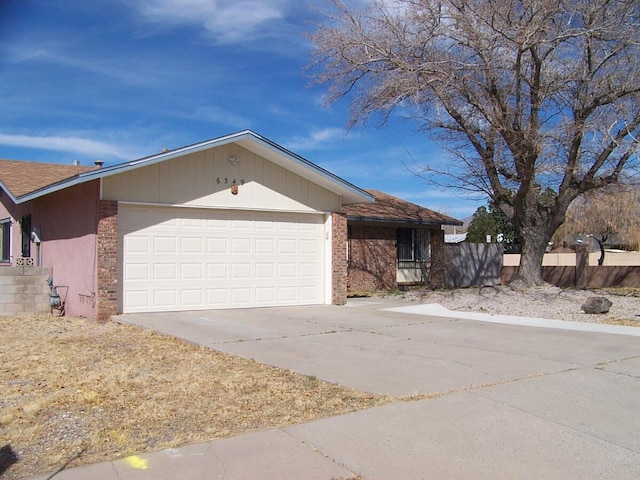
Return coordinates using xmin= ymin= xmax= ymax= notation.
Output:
xmin=102 ymin=144 xmax=341 ymax=213
xmin=505 ymin=251 xmax=640 ymax=267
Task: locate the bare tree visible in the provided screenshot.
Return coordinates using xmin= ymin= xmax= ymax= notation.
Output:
xmin=308 ymin=0 xmax=640 ymax=285
xmin=554 ymin=188 xmax=640 ymax=264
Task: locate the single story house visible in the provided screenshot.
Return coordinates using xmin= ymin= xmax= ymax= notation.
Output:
xmin=343 ymin=190 xmax=462 ymax=292
xmin=0 ymin=130 xmax=461 ymax=320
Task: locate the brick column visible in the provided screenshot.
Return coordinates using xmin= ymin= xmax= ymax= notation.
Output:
xmin=430 ymin=229 xmax=446 ymax=288
xmin=331 ymin=212 xmax=348 ymax=305
xmin=97 ymin=200 xmax=118 ymax=321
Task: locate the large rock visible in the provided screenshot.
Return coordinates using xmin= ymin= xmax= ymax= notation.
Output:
xmin=581 ymin=296 xmax=612 ymax=314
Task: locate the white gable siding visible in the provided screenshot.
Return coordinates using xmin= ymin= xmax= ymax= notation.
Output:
xmin=102 ymin=144 xmax=340 ymax=212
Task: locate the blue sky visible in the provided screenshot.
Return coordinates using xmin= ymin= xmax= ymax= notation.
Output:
xmin=1 ymin=0 xmax=483 ymax=219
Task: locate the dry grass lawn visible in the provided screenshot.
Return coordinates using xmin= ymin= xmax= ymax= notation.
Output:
xmin=0 ymin=315 xmax=389 ymax=479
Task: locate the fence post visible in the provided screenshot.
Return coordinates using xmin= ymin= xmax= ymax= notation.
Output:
xmin=575 ymin=245 xmax=588 ymax=289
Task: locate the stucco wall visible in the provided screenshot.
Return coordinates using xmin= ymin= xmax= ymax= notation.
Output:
xmin=506 ymin=251 xmax=640 ymax=267
xmin=0 ymin=194 xmax=29 ymax=263
xmin=0 ymin=181 xmax=100 ymax=318
xmin=501 ymin=265 xmax=640 ymax=288
xmin=102 ymin=144 xmax=341 ymax=213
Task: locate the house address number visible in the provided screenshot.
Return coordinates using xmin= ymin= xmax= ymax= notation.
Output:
xmin=216 ymin=177 xmax=245 ymax=185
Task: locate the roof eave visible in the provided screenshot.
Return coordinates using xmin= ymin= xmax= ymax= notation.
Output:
xmin=346 ymin=215 xmax=464 ymax=226
xmin=11 ymin=130 xmax=374 ymax=206
xmin=235 ymin=132 xmax=373 ymax=205
xmin=9 ymin=174 xmax=89 ymax=204
xmin=0 ymin=181 xmax=17 ymax=204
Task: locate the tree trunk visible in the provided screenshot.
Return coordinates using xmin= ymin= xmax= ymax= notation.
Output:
xmin=596 ymin=238 xmax=606 ymax=266
xmin=513 ymin=226 xmax=550 ymax=286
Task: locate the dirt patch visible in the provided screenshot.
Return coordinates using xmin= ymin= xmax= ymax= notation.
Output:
xmin=0 ymin=315 xmax=388 ymax=479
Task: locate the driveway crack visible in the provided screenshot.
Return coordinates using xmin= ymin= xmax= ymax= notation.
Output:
xmin=279 ymin=428 xmax=362 ymax=479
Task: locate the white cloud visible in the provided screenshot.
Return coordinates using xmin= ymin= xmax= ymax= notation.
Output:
xmin=0 ymin=133 xmax=135 ymax=160
xmin=136 ymin=0 xmax=290 ymax=43
xmin=4 ymin=44 xmax=163 ymax=87
xmin=193 ymin=106 xmax=251 ymax=129
xmin=285 ymin=127 xmax=345 ymax=150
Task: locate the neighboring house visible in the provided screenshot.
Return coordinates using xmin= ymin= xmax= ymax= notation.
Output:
xmin=341 ymin=190 xmax=463 ymax=292
xmin=0 ymin=131 xmax=462 ymax=320
xmin=445 ymin=232 xmax=468 ymax=244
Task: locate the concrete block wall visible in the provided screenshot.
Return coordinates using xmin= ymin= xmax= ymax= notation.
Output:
xmin=0 ymin=266 xmax=52 ymax=315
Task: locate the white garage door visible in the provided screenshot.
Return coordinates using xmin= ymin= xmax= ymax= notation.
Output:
xmin=119 ymin=205 xmax=326 ymax=313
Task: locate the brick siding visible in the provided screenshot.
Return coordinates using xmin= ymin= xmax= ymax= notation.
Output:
xmin=429 ymin=229 xmax=446 ymax=288
xmin=347 ymin=224 xmax=397 ymax=292
xmin=96 ymin=200 xmax=118 ymax=321
xmin=331 ymin=212 xmax=348 ymax=305
xmin=347 ymin=224 xmax=447 ymax=292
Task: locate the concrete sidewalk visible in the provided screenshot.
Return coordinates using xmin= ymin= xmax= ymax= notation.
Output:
xmin=29 ymin=300 xmax=640 ymax=479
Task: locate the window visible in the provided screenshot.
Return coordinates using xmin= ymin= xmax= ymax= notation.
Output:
xmin=397 ymin=228 xmax=431 ymax=268
xmin=1 ymin=218 xmax=11 ymax=263
xmin=20 ymin=215 xmax=31 ymax=258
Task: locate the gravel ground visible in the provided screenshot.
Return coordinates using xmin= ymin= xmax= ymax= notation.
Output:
xmin=397 ymin=285 xmax=640 ymax=326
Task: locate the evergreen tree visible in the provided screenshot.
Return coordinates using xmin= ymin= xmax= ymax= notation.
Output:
xmin=466 ymin=206 xmax=498 ymax=243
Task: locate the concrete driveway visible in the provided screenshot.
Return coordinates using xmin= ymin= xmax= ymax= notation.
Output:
xmin=110 ymin=298 xmax=640 ymax=479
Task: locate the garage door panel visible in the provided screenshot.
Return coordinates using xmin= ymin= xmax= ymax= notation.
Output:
xmin=300 ymin=286 xmax=320 ymax=302
xmin=154 ymin=236 xmax=177 ymax=253
xmin=278 ymin=286 xmax=297 ymax=302
xmin=181 ymin=237 xmax=204 ymax=254
xmin=125 ymin=289 xmax=151 ymax=309
xmin=125 ymin=235 xmax=150 ymax=253
xmin=207 ymin=288 xmax=228 ymax=304
xmin=278 ymin=263 xmax=296 ymax=278
xmin=232 ymin=263 xmax=252 ymax=278
xmin=207 ymin=263 xmax=228 ymax=279
xmin=256 ymin=287 xmax=275 ymax=303
xmin=278 ymin=239 xmax=296 ymax=254
xmin=207 ymin=238 xmax=228 ymax=254
xmin=300 ymin=239 xmax=320 ymax=255
xmin=231 ymin=287 xmax=253 ymax=303
xmin=153 ymin=289 xmax=177 ymax=308
xmin=120 ymin=206 xmax=325 ymax=312
xmin=255 ymin=263 xmax=275 ymax=279
xmin=154 ymin=263 xmax=177 ymax=280
xmin=256 ymin=220 xmax=275 ymax=231
xmin=231 ymin=238 xmax=252 ymax=254
xmin=232 ymin=219 xmax=252 ymax=231
xmin=181 ymin=289 xmax=203 ymax=306
xmin=152 ymin=213 xmax=178 ymax=229
xmin=255 ymin=238 xmax=275 ymax=254
xmin=299 ymin=263 xmax=319 ymax=278
xmin=181 ymin=263 xmax=203 ymax=280
xmin=125 ymin=263 xmax=150 ymax=281
xmin=182 ymin=218 xmax=204 ymax=228
xmin=279 ymin=222 xmax=298 ymax=232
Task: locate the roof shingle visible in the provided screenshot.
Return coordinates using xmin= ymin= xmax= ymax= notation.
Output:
xmin=342 ymin=189 xmax=462 ymax=226
xmin=0 ymin=159 xmax=95 ymax=198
